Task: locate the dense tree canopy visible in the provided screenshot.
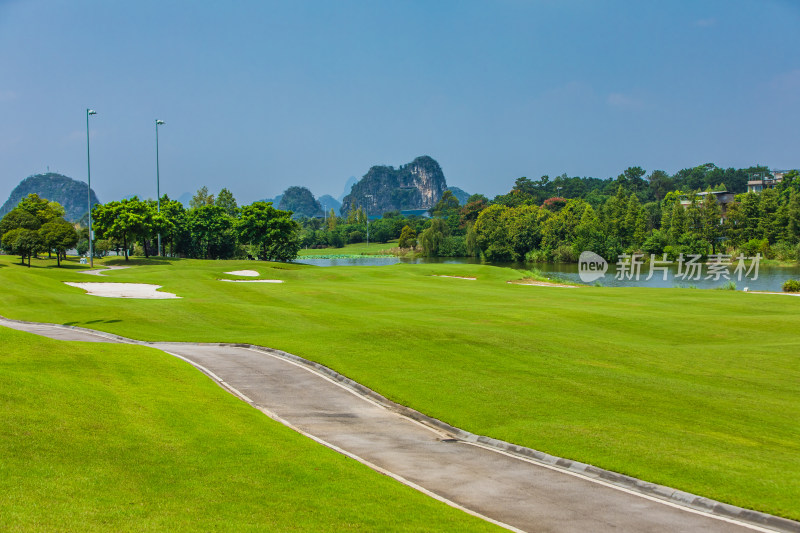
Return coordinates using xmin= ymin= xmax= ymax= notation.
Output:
xmin=0 ymin=194 xmax=77 ymax=266
xmin=236 ymin=202 xmax=300 ymax=261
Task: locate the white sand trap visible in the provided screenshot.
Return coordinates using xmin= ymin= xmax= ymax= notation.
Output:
xmin=219 ymin=279 xmax=284 ymax=283
xmin=509 ymin=280 xmax=578 ymax=288
xmin=224 ymin=270 xmax=260 ymax=277
xmin=747 ymin=291 xmax=800 ymax=297
xmin=432 ymin=275 xmax=477 ymax=280
xmin=64 ymin=282 xmax=180 ymax=299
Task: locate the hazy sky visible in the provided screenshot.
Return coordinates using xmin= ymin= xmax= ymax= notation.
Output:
xmin=1 ymin=0 xmax=798 ymax=205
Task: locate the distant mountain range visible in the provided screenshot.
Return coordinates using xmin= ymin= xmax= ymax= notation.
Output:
xmin=3 ymin=164 xmax=470 ymax=222
xmin=0 ymin=173 xmax=100 ymax=222
xmin=317 ymin=194 xmax=341 ymax=214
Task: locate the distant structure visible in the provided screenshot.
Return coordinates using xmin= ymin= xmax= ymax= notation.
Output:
xmin=679 ymin=190 xmax=735 ymax=219
xmin=747 ymin=170 xmax=788 ymax=193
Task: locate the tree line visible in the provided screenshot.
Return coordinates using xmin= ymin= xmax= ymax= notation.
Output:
xmin=0 ymin=187 xmax=302 ymax=264
xmin=3 ymin=163 xmax=798 ymax=267
xmin=0 ymin=194 xmax=78 ymax=266
xmin=90 ymin=187 xmax=300 ymax=261
xmin=458 ymin=168 xmax=800 ymax=263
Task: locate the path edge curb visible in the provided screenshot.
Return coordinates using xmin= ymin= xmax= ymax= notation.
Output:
xmin=2 ymin=315 xmax=799 ymax=533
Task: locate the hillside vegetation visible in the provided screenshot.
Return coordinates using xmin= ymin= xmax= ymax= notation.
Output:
xmin=1 ymin=173 xmax=100 ymax=222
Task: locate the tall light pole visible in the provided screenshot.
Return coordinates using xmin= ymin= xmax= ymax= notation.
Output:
xmin=155 ymin=119 xmax=165 ymax=256
xmin=364 ymin=194 xmax=373 ymax=246
xmin=86 ymin=109 xmax=97 ymax=267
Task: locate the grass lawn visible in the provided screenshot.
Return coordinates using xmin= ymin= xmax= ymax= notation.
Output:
xmin=0 ymin=325 xmax=499 ymax=532
xmin=297 ymin=240 xmax=399 ymax=257
xmin=2 ymin=254 xmax=800 ymax=520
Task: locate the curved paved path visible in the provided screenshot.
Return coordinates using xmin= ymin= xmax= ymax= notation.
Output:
xmin=2 ymin=316 xmax=797 ymax=533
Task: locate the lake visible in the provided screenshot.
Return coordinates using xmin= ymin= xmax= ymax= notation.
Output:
xmin=296 ymin=256 xmax=800 ymax=292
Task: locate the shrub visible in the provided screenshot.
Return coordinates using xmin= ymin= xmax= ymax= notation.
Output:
xmin=398 ymin=225 xmax=417 ymax=249
xmin=771 ymin=241 xmax=800 ymax=262
xmin=525 ymin=248 xmax=549 ymax=263
xmin=741 ymin=238 xmax=770 ymax=258
xmin=552 ymin=244 xmax=576 ymax=263
xmin=438 ymin=235 xmax=466 ymax=257
xmin=642 ymin=230 xmax=668 ymax=256
xmin=348 ymin=230 xmax=364 ymax=244
xmin=327 ymin=230 xmax=345 ymax=248
xmin=783 ymin=279 xmax=800 ymax=293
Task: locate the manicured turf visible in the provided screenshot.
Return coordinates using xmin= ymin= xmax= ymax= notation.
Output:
xmin=2 ymin=255 xmax=800 ymax=520
xmin=297 ymin=240 xmax=398 ymax=257
xmin=0 ymin=326 xmax=499 ymax=532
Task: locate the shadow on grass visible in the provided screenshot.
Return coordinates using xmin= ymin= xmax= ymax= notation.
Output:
xmin=62 ymin=319 xmax=122 ymax=326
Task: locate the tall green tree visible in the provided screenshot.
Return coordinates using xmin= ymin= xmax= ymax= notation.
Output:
xmin=787 ymin=190 xmax=800 ymax=244
xmin=0 ymin=208 xmax=40 ymax=235
xmin=235 ymin=202 xmax=300 ymax=261
xmin=190 ymin=186 xmax=215 ymax=209
xmin=1 ymin=228 xmax=43 ymax=266
xmin=701 ymin=193 xmax=722 ymax=253
xmin=398 ymin=225 xmax=417 ymax=248
xmin=215 ymin=188 xmax=239 ymax=217
xmin=189 ymin=204 xmax=236 ymax=259
xmin=757 ymin=188 xmax=780 ymax=243
xmin=419 ymin=218 xmax=449 ymax=257
xmin=17 ymin=193 xmax=64 ymax=224
xmin=647 ymin=170 xmax=673 ymax=201
xmin=668 ymin=202 xmax=687 ymax=244
xmin=474 ymin=204 xmax=514 ymax=261
xmin=39 ymin=219 xmax=78 ymax=266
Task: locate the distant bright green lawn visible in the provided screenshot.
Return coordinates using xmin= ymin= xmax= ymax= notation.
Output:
xmin=0 ymin=326 xmax=498 ymax=532
xmin=1 ymin=254 xmax=799 ymax=521
xmin=297 ymin=240 xmax=398 ymax=257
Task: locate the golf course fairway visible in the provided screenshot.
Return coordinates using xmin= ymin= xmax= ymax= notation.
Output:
xmin=0 ymin=325 xmax=501 ymax=531
xmin=1 ymin=255 xmax=799 ymax=522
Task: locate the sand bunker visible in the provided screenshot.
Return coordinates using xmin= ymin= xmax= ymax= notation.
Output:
xmin=432 ymin=275 xmax=477 ymax=280
xmin=509 ymin=280 xmax=578 ymax=288
xmin=64 ymin=282 xmax=180 ymax=299
xmin=219 ymin=279 xmax=284 ymax=283
xmin=224 ymin=270 xmax=260 ymax=277
xmin=746 ymin=291 xmax=800 ymax=297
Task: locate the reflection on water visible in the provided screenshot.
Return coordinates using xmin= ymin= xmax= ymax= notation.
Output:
xmin=295 ymin=256 xmax=800 ymax=292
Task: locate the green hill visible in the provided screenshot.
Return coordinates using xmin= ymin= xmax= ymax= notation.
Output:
xmin=278 ymin=186 xmax=323 ymax=218
xmin=1 ymin=173 xmax=100 ymax=222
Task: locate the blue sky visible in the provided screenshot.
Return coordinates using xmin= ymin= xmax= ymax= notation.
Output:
xmin=1 ymin=0 xmax=798 ymax=205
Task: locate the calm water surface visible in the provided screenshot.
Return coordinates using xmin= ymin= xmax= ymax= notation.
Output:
xmin=297 ymin=256 xmax=800 ymax=292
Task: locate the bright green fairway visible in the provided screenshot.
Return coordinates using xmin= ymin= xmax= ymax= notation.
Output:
xmin=2 ymin=255 xmax=800 ymax=520
xmin=0 ymin=326 xmax=500 ymax=532
xmin=297 ymin=240 xmax=398 ymax=257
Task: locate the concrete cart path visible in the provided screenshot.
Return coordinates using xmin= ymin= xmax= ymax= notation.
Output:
xmin=1 ymin=317 xmax=795 ymax=533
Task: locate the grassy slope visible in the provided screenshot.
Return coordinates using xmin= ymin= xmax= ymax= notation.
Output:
xmin=1 ymin=255 xmax=799 ymax=520
xmin=0 ymin=326 xmax=498 ymax=532
xmin=297 ymin=241 xmax=397 ymax=257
